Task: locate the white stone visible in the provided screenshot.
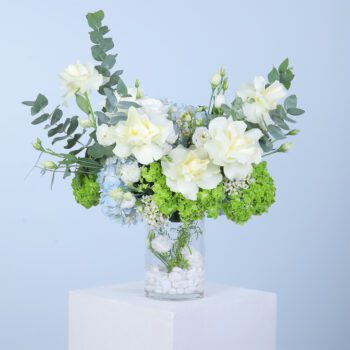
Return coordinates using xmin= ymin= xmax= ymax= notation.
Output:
xmin=69 ymin=282 xmax=277 ymax=350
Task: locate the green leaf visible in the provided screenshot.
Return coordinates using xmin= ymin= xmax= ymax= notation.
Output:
xmin=87 ymin=143 xmax=115 ymax=159
xmin=31 ymin=93 xmax=48 ymax=115
xmin=284 ymin=95 xmax=297 ymax=110
xmin=51 ymin=108 xmax=63 ymax=125
xmin=268 ymin=67 xmax=279 ymax=84
xmin=279 ymin=58 xmax=289 ymax=73
xmin=100 ymin=38 xmax=114 ymax=52
xmin=64 ymin=133 xmax=83 ymax=149
xmin=22 ymin=100 xmax=34 ymax=106
xmin=95 ymin=111 xmax=109 ymax=125
xmin=89 ymin=31 xmax=103 ymax=44
xmin=86 ymin=10 xmax=104 ymax=30
xmin=91 ymin=45 xmax=107 ymax=61
xmin=95 ymin=65 xmax=110 ymax=77
xmin=280 ymin=70 xmax=294 ymax=89
xmin=31 ymin=113 xmax=50 ymax=125
xmin=259 ymin=136 xmax=274 ymax=152
xmin=52 ymin=135 xmax=68 ymax=145
xmin=63 ymin=118 xmax=71 ymax=131
xmin=99 ymin=25 xmax=109 ymax=35
xmin=117 ymin=101 xmax=141 ymax=109
xmin=48 ymin=123 xmax=64 ymax=137
xmin=75 ymin=94 xmax=90 ymax=114
xmin=284 ymin=115 xmax=296 ymax=123
xmin=102 ymin=54 xmax=117 ymax=69
xmin=67 ymin=116 xmax=79 ymax=135
xmin=104 ymin=87 xmax=118 ymax=111
xmin=117 ymin=78 xmax=128 ymax=96
xmin=287 ymin=107 xmax=305 ymax=116
xmin=69 ymin=148 xmax=84 ymax=156
xmin=268 ymin=125 xmax=286 ymax=140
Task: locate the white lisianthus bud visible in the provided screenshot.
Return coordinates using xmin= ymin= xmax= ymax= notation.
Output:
xmin=287 ymin=129 xmax=300 ymax=136
xmin=278 ymin=142 xmax=294 ymax=153
xmin=220 ymin=66 xmax=226 ymax=77
xmin=214 ymin=94 xmax=226 ymax=109
xmin=192 ymin=127 xmax=210 ymax=148
xmin=120 ymin=162 xmax=141 ymax=184
xmin=96 ymin=124 xmax=117 ymax=146
xmin=79 ymin=118 xmax=93 ymax=129
xmin=151 ymin=235 xmax=173 ymax=253
xmin=59 ymin=62 xmax=104 ymax=100
xmin=121 ymin=192 xmax=136 ymax=209
xmin=32 ymin=138 xmax=43 ymax=151
xmin=42 ymin=160 xmax=58 ymax=170
xmin=210 ymin=73 xmax=221 ymax=86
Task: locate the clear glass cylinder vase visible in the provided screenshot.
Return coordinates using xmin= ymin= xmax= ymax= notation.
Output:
xmin=145 ymin=220 xmax=205 ymax=300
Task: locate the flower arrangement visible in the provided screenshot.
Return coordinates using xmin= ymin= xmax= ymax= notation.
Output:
xmin=24 ymin=10 xmax=304 ymax=299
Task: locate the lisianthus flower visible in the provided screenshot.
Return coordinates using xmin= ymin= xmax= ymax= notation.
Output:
xmin=113 ymin=106 xmax=176 ymax=164
xmin=120 ymin=161 xmax=141 ymax=184
xmin=161 ymin=145 xmax=222 ymax=200
xmin=151 ymin=235 xmax=173 ymax=253
xmin=205 ymin=117 xmax=263 ymax=180
xmin=59 ymin=62 xmax=104 ymax=100
xmin=236 ymin=76 xmax=287 ymax=128
xmin=96 ymin=124 xmax=117 ymax=146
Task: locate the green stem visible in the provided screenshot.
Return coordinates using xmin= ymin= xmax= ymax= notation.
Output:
xmin=84 ymin=92 xmax=97 ymax=128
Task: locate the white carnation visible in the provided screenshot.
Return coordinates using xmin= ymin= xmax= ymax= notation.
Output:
xmin=192 ymin=127 xmax=209 ymax=148
xmin=151 ymin=235 xmax=173 ymax=253
xmin=96 ymin=124 xmax=117 ymax=146
xmin=113 ymin=106 xmax=176 ymax=164
xmin=59 ymin=62 xmax=104 ymax=99
xmin=161 ymin=145 xmax=222 ymax=200
xmin=205 ymin=117 xmax=263 ymax=180
xmin=236 ymin=76 xmax=287 ymax=128
xmin=120 ymin=161 xmax=141 ymax=184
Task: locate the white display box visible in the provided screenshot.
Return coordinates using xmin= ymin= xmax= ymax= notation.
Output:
xmin=69 ymin=282 xmax=276 ymax=350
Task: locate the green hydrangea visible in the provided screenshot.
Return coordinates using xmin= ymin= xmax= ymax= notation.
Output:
xmin=139 ymin=161 xmax=275 ymax=225
xmin=71 ymin=173 xmax=100 ymax=209
xmin=222 ymin=161 xmax=275 ymax=224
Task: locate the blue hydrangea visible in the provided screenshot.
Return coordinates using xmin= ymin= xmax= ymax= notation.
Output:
xmin=97 ymin=158 xmax=139 ymax=225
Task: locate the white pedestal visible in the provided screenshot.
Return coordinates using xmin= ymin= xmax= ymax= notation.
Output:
xmin=69 ymin=282 xmax=277 ymax=350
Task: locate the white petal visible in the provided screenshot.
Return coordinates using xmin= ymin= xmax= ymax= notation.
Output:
xmin=224 ymin=162 xmax=252 ymax=180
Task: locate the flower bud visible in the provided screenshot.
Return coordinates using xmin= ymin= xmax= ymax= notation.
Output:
xmin=136 ymin=87 xmax=143 ymax=99
xmin=278 ymin=142 xmax=294 ymax=153
xmin=135 ymin=79 xmax=140 ymax=88
xmin=220 ymin=66 xmax=226 ymax=77
xmin=287 ymin=129 xmax=300 ymax=136
xmin=41 ymin=160 xmax=58 ymax=170
xmin=79 ymin=118 xmax=93 ymax=129
xmin=32 ymin=138 xmax=43 ymax=151
xmin=210 ymin=73 xmax=221 ymax=87
xmin=214 ymin=94 xmax=226 ymax=109
xmin=222 ymin=78 xmax=229 ymax=91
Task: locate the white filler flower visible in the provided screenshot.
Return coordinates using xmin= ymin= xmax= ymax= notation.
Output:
xmin=151 ymin=235 xmax=173 ymax=253
xmin=205 ymin=117 xmax=263 ymax=180
xmin=192 ymin=127 xmax=209 ymax=148
xmin=236 ymin=76 xmax=287 ymax=128
xmin=161 ymin=145 xmax=222 ymax=200
xmin=113 ymin=106 xmax=176 ymax=164
xmin=120 ymin=161 xmax=141 ymax=184
xmin=59 ymin=62 xmax=104 ymax=99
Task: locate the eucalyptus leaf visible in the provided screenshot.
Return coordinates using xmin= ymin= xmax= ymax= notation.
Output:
xmin=51 ymin=108 xmax=63 ymax=125
xmin=100 ymin=38 xmax=114 ymax=52
xmin=287 ymin=107 xmax=305 ymax=116
xmin=104 ymin=87 xmax=118 ymax=110
xmin=86 ymin=10 xmax=104 ymax=30
xmin=67 ymin=116 xmax=79 ymax=135
xmin=284 ymin=95 xmax=297 ymax=110
xmin=117 ymin=101 xmax=141 ymax=109
xmin=89 ymin=31 xmax=103 ymax=44
xmin=102 ymin=54 xmax=116 ymax=69
xmin=22 ymin=101 xmax=35 ymax=106
xmin=279 ymin=58 xmax=289 ymax=73
xmin=48 ymin=123 xmax=64 ymax=137
xmin=117 ymin=78 xmax=128 ymax=96
xmin=52 ymin=135 xmax=68 ymax=145
xmin=268 ymin=67 xmax=279 ymax=83
xmin=268 ymin=125 xmax=286 ymax=140
xmin=87 ymin=143 xmax=114 ymax=158
xmin=95 ymin=111 xmax=109 ymax=125
xmin=31 ymin=113 xmax=50 ymax=125
xmin=64 ymin=133 xmax=82 ymax=149
xmin=91 ymin=45 xmax=106 ymax=61
xmin=31 ymin=93 xmax=48 ymax=115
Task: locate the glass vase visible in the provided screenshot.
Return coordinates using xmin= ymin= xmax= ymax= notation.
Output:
xmin=145 ymin=220 xmax=205 ymax=300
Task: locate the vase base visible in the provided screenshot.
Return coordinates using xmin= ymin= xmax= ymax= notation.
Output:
xmin=145 ymin=290 xmax=204 ymax=301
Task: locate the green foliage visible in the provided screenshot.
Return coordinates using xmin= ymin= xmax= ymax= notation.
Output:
xmin=139 ymin=161 xmax=275 ymax=225
xmin=222 ymin=162 xmax=275 ymax=224
xmin=71 ymin=173 xmax=100 ymax=209
xmin=267 ymin=58 xmax=294 ymax=89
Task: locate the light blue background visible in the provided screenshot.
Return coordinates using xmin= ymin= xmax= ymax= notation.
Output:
xmin=1 ymin=0 xmax=349 ymax=349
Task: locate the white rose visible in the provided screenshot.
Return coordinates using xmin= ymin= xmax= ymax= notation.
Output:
xmin=59 ymin=62 xmax=104 ymax=99
xmin=210 ymin=73 xmax=221 ymax=86
xmin=192 ymin=127 xmax=209 ymax=148
xmin=120 ymin=192 xmax=136 ymax=209
xmin=236 ymin=76 xmax=287 ymax=128
xmin=214 ymin=94 xmax=226 ymax=109
xmin=120 ymin=161 xmax=141 ymax=184
xmin=205 ymin=117 xmax=263 ymax=180
xmin=113 ymin=106 xmax=176 ymax=164
xmin=181 ymin=247 xmax=203 ymax=268
xmin=151 ymin=235 xmax=173 ymax=253
xmin=161 ymin=145 xmax=222 ymax=200
xmin=96 ymin=124 xmax=117 ymax=146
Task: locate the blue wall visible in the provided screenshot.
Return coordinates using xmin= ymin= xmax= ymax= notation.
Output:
xmin=1 ymin=0 xmax=349 ymax=349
